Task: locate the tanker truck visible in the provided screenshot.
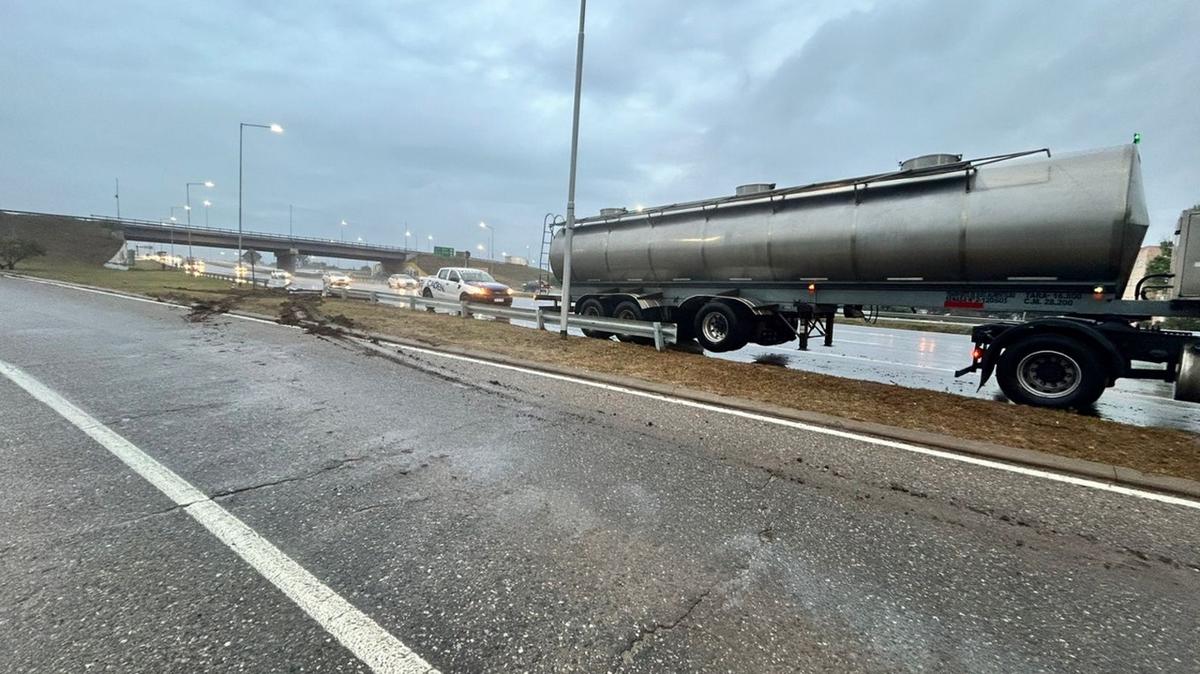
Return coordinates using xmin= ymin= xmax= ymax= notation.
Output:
xmin=549 ymin=144 xmax=1200 ymax=409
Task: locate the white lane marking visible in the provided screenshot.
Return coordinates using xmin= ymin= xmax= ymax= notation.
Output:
xmin=0 ymin=359 xmax=436 ymax=674
xmin=5 ymin=275 xmax=303 ymax=329
xmin=10 ymin=273 xmax=1200 ymax=509
xmin=365 ymin=339 xmax=1200 ymax=512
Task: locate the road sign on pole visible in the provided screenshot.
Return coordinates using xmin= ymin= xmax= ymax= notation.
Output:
xmin=434 ymin=245 xmax=455 ymax=258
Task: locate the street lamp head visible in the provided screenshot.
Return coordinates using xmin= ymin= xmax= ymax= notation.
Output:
xmin=476 ymin=243 xmax=485 ymax=251
xmin=405 ymin=230 xmax=412 ymax=237
xmin=479 ymin=221 xmax=487 ymax=229
xmin=202 ymin=199 xmax=212 ymax=207
xmin=340 ymin=219 xmax=348 ymax=226
xmin=269 ymin=123 xmax=284 ymax=134
xmin=169 ymin=216 xmax=177 ymax=222
xmin=203 ymin=180 xmax=215 ymax=188
xmin=183 ymin=205 xmax=191 ymax=211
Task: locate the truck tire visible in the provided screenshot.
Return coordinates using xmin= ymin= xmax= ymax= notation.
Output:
xmin=612 ymin=300 xmax=654 ymax=345
xmin=996 ymin=334 xmax=1106 ymax=409
xmin=1173 ymin=342 xmax=1200 ymax=402
xmin=694 ymin=302 xmax=750 ymax=352
xmin=421 ymin=287 xmax=433 ymax=298
xmin=576 ymin=298 xmax=613 ymax=340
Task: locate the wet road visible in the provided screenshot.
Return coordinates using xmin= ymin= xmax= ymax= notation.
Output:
xmin=196 ymin=260 xmax=1200 ymax=432
xmin=3 ymin=274 xmax=1199 ymax=672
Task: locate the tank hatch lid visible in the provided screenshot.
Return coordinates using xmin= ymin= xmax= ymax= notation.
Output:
xmin=735 ymin=183 xmax=776 ymax=196
xmin=899 ymin=153 xmax=962 ymax=171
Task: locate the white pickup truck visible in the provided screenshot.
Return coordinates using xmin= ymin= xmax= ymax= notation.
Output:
xmin=420 ymin=267 xmax=513 ymax=305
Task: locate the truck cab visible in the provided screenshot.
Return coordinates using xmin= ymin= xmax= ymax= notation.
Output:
xmin=421 ymin=267 xmax=513 ymax=305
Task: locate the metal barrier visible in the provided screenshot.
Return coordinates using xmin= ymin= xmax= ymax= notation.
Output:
xmin=324 ymin=287 xmax=678 ymax=350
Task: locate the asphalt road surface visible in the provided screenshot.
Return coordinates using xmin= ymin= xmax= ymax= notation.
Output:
xmin=2 ymin=274 xmax=1199 ymax=673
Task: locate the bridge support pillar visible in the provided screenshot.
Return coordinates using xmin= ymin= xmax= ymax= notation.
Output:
xmin=275 ymin=249 xmax=298 ymax=272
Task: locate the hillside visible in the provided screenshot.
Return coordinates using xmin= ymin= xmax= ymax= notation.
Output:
xmin=1 ymin=211 xmax=125 ymax=266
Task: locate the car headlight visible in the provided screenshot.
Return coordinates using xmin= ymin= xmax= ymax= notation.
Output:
xmin=505 ymin=288 xmax=513 ymax=295
xmin=465 ymin=284 xmax=485 ymax=294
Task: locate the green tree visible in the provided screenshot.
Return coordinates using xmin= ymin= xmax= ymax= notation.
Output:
xmin=1147 ymin=240 xmax=1172 ymax=277
xmin=0 ymin=238 xmax=47 ymax=269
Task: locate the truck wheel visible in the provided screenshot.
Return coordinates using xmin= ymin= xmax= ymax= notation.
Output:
xmin=694 ymin=302 xmax=750 ymax=352
xmin=996 ymin=335 xmax=1106 ymax=409
xmin=1173 ymin=343 xmax=1200 ymax=402
xmin=421 ymin=287 xmax=433 ymax=298
xmin=613 ymin=300 xmax=654 ymax=345
xmin=576 ymin=298 xmax=613 ymax=340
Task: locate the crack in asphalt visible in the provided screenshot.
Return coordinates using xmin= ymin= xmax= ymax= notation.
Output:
xmin=620 ymin=584 xmax=717 ymax=666
xmin=209 ymin=456 xmax=369 ymax=499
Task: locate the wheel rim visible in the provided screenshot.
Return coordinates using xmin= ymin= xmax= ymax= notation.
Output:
xmin=1016 ymin=350 xmax=1081 ymax=399
xmin=616 ymin=308 xmax=638 ymax=320
xmin=582 ymin=304 xmax=602 ymax=317
xmin=701 ymin=312 xmax=729 ymax=344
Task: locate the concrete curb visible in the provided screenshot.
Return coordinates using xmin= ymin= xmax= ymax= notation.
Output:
xmin=6 ymin=271 xmax=1199 ymax=501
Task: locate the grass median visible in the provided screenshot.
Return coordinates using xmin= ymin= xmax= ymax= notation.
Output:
xmin=13 ymin=260 xmax=1200 ymax=483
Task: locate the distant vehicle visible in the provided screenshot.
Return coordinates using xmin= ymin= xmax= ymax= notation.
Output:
xmin=269 ymin=269 xmax=293 ymax=288
xmin=323 ymin=270 xmax=352 ymax=289
xmin=183 ymin=257 xmax=206 ymax=275
xmin=420 ymin=267 xmax=513 ymax=305
xmin=387 ymin=273 xmax=419 ymax=290
xmin=522 ymin=279 xmax=551 ymax=293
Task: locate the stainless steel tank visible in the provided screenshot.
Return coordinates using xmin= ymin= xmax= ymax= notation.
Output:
xmin=550 ymin=145 xmax=1149 ymax=289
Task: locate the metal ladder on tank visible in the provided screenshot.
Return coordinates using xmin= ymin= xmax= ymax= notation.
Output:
xmin=538 ymin=213 xmax=564 ymax=283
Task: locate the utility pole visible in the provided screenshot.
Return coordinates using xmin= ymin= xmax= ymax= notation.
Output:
xmin=559 ymin=0 xmax=586 ymax=336
xmin=114 ymin=178 xmax=121 ymax=220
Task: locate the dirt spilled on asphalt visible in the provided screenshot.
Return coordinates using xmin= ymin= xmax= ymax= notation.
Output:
xmin=278 ymin=296 xmax=359 ymax=336
xmin=185 ymin=296 xmax=238 ymax=322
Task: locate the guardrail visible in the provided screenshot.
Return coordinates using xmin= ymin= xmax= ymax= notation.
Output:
xmin=324 ymin=287 xmax=678 ymax=351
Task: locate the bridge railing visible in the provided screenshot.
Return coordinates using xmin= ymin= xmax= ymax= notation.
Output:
xmin=15 ymin=208 xmax=416 ymax=254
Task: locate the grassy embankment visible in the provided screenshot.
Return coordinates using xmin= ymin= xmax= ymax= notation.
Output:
xmin=11 ymin=257 xmax=1200 ymax=483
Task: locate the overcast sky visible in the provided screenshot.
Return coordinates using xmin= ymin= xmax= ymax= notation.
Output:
xmin=2 ymin=0 xmax=1197 ymax=261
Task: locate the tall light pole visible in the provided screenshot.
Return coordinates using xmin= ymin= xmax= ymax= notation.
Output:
xmin=559 ymin=0 xmax=586 ymax=336
xmin=479 ymin=221 xmax=495 ymax=271
xmin=203 ymin=199 xmax=212 ymax=228
xmin=289 ymin=204 xmax=294 ymax=239
xmin=114 ymin=178 xmax=121 ymax=220
xmin=405 ymin=227 xmax=412 ymax=250
xmin=427 ymin=234 xmax=433 ymax=252
xmin=339 ymin=219 xmax=348 ymax=242
xmin=186 ymin=180 xmax=214 ymax=261
xmin=239 ymin=121 xmax=283 ymax=286
xmin=167 ymin=207 xmax=185 ymax=264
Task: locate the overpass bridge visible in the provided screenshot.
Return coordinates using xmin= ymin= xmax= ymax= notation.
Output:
xmin=105 ymin=215 xmax=416 ymax=273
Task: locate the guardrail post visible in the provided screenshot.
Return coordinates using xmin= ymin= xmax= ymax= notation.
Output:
xmin=370 ymin=291 xmax=379 ymax=303
xmin=339 ymin=288 xmax=348 ymax=300
xmin=536 ymin=307 xmax=545 ymax=331
xmin=460 ymin=300 xmax=471 ymax=318
xmin=653 ymin=321 xmax=665 ymax=351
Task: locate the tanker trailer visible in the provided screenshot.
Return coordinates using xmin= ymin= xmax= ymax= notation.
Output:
xmin=550 ymin=145 xmax=1200 ymax=409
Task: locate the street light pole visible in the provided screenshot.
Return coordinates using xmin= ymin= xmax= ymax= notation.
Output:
xmin=203 ymin=199 xmax=211 ymax=228
xmin=239 ymin=121 xmax=283 ymax=287
xmin=479 ymin=221 xmax=496 ymax=271
xmin=405 ymin=226 xmax=411 ymax=251
xmin=186 ymin=180 xmax=213 ymax=261
xmin=559 ymin=0 xmax=586 ymax=336
xmin=427 ymin=234 xmax=433 ymax=252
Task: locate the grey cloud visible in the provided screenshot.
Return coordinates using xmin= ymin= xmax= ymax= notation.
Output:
xmin=0 ymin=0 xmax=1196 ymax=260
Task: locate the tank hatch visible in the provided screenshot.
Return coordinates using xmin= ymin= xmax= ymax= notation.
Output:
xmin=735 ymin=183 xmax=777 ymax=196
xmin=899 ymin=153 xmax=962 ymax=171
